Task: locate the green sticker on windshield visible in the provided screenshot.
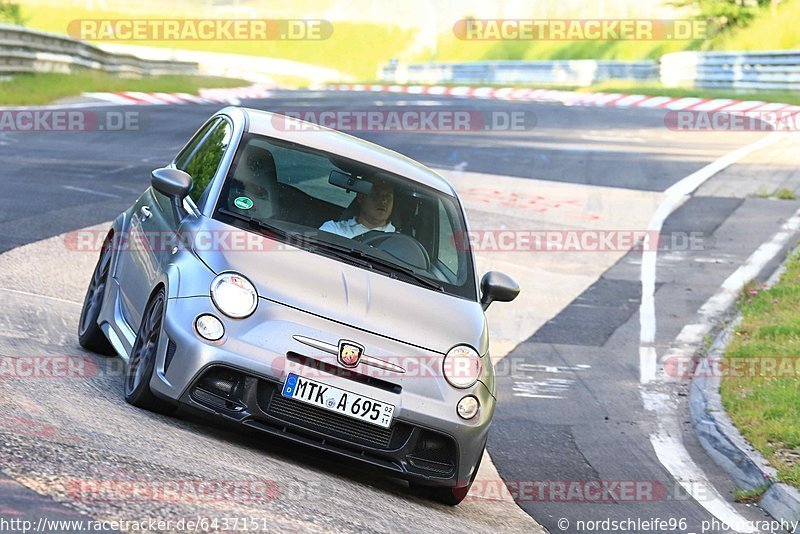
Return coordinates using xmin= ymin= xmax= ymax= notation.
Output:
xmin=234 ymin=196 xmax=253 ymax=210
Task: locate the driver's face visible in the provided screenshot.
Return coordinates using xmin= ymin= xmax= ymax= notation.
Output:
xmin=358 ymin=182 xmax=394 ymax=228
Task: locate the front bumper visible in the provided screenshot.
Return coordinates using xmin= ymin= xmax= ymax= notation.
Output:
xmin=150 ymin=295 xmax=495 ymax=486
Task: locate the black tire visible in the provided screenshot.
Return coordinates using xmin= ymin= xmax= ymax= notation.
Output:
xmin=78 ymin=234 xmax=115 ymax=355
xmin=412 ymin=442 xmax=485 ymax=506
xmin=124 ymin=288 xmax=174 ymax=414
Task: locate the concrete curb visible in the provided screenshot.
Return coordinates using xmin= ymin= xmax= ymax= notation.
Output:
xmin=80 ymin=84 xmax=273 ymax=106
xmin=324 ymin=83 xmax=800 ymax=118
xmin=689 ymin=250 xmax=800 ymax=532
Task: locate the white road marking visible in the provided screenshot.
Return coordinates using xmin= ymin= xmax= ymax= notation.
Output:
xmin=0 ymin=288 xmax=81 ymax=306
xmin=636 ymin=131 xmax=788 ymax=532
xmin=659 ymin=208 xmax=800 ymax=382
xmin=62 ymin=186 xmax=121 ymax=199
xmin=643 ymin=391 xmax=757 ymax=533
xmin=697 ymin=213 xmax=800 ymax=321
xmin=693 ymin=257 xmax=732 ymax=264
xmin=639 ymin=131 xmax=782 ymax=375
xmin=109 ymin=184 xmax=142 ymax=193
xmin=511 ymin=363 xmax=588 ymax=399
xmin=512 ymin=363 xmax=591 ymax=374
xmin=639 ymin=346 xmax=658 ymax=386
xmin=580 ymin=135 xmax=646 ymax=143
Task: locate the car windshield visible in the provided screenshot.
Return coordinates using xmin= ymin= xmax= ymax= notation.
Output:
xmin=212 ymin=133 xmax=477 ymax=300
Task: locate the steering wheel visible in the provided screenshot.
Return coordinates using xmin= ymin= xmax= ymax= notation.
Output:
xmin=353 ymin=231 xmax=431 ymax=270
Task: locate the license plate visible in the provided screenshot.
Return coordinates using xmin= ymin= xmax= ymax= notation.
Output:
xmin=281 ymin=373 xmax=395 ymax=428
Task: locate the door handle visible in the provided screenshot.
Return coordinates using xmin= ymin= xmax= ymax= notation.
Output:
xmin=139 ymin=206 xmax=152 ymax=221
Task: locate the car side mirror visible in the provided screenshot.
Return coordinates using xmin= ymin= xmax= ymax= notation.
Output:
xmin=151 ymin=167 xmax=193 ymax=199
xmin=480 ymin=271 xmax=520 ymax=310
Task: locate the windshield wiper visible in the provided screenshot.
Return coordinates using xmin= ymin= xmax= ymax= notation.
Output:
xmin=218 ymin=208 xmax=286 ymax=238
xmin=219 ymin=208 xmax=373 ymax=268
xmin=361 ymin=251 xmax=445 ymax=292
xmin=307 ymin=234 xmax=444 ymax=292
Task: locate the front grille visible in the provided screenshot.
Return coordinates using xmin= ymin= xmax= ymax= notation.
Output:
xmin=190 ymin=368 xmax=248 ymax=412
xmin=188 ymin=367 xmax=458 ymax=479
xmin=408 ymin=429 xmax=457 ymax=474
xmin=408 ymin=457 xmax=454 ymax=474
xmin=266 ymin=389 xmax=395 ymax=448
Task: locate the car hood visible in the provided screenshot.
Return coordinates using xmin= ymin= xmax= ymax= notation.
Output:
xmin=192 ymin=218 xmax=487 ymax=355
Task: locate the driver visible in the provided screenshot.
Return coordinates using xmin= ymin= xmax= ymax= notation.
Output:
xmin=320 ymin=177 xmax=395 ymax=238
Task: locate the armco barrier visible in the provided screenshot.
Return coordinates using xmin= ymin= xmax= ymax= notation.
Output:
xmin=660 ymin=50 xmax=800 ymax=90
xmin=383 ymin=50 xmax=800 ymax=90
xmin=381 ymin=60 xmax=658 ymax=87
xmin=0 ymin=24 xmax=197 ymax=76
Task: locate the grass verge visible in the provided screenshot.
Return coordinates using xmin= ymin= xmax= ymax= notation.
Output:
xmin=0 ymin=72 xmax=248 ymax=106
xmin=733 ymin=484 xmax=771 ymax=504
xmin=720 ymin=250 xmax=800 ymax=489
xmin=22 ymin=4 xmax=414 ymax=81
xmin=431 ymin=0 xmax=800 ymax=62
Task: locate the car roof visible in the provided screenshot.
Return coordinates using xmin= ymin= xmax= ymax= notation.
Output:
xmin=231 ymin=107 xmax=457 ymax=196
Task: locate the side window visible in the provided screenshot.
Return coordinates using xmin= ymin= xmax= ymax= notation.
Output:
xmin=437 ymin=199 xmax=459 ymax=275
xmin=177 ymin=119 xmax=232 ymax=204
xmin=175 ymin=119 xmax=217 ymax=170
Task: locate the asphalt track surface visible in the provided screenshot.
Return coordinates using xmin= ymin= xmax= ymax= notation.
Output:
xmin=0 ymin=90 xmax=796 ymax=533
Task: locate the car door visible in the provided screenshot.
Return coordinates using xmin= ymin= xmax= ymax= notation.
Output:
xmin=116 ymin=117 xmax=231 ymax=330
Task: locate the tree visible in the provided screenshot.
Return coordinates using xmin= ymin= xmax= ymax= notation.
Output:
xmin=672 ymin=0 xmax=777 ymax=33
xmin=0 ymin=2 xmax=26 ymax=26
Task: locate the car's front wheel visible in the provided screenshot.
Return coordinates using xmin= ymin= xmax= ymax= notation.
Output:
xmin=125 ymin=288 xmax=174 ymax=414
xmin=412 ymin=441 xmax=485 ymax=506
xmin=78 ymin=233 xmax=115 ymax=356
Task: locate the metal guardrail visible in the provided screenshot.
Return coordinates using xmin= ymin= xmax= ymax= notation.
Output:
xmin=0 ymin=24 xmax=198 ymax=76
xmin=381 ymin=60 xmax=658 ymax=87
xmin=383 ymin=50 xmax=800 ymax=90
xmin=660 ymin=50 xmax=800 ymax=90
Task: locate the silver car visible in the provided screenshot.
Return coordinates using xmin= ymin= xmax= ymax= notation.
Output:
xmin=78 ymin=107 xmax=519 ymax=505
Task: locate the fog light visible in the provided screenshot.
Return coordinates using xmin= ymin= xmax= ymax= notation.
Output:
xmin=457 ymin=395 xmax=480 ymax=420
xmin=195 ymin=314 xmax=224 ymax=341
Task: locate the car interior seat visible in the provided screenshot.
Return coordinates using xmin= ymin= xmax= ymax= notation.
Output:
xmin=229 ymin=144 xmax=280 ymax=220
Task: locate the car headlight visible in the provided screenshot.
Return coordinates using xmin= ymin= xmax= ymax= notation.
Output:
xmin=195 ymin=314 xmax=225 ymax=341
xmin=457 ymin=395 xmax=480 ymax=419
xmin=210 ymin=272 xmax=258 ymax=318
xmin=443 ymin=345 xmax=482 ymax=389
